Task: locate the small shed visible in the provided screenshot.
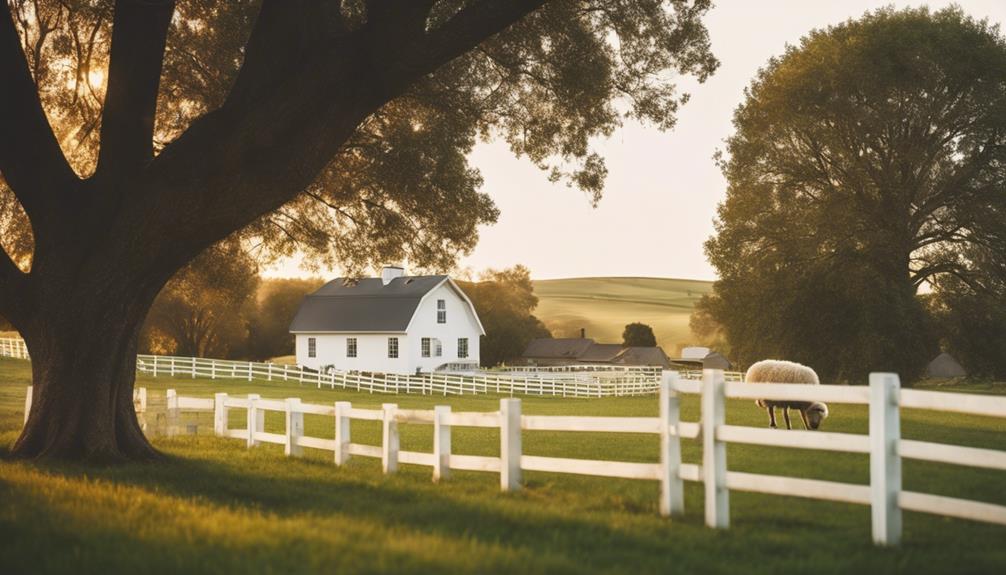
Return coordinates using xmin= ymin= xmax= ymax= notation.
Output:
xmin=924 ymin=352 xmax=967 ymax=379
xmin=702 ymin=352 xmax=732 ymax=370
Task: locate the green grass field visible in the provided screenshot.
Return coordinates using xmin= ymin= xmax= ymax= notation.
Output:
xmin=1 ymin=357 xmax=1005 ymax=574
xmin=532 ymin=277 xmax=713 ymax=353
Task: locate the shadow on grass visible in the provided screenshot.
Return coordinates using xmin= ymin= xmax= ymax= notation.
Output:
xmin=2 ymin=436 xmax=1005 ymax=575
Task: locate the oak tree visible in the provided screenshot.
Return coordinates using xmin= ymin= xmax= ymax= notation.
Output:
xmin=705 ymin=7 xmax=1006 ymax=382
xmin=0 ymin=0 xmax=717 ymax=460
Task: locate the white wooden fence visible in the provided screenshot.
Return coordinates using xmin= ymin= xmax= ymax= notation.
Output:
xmin=142 ymin=369 xmax=1006 ymax=546
xmin=1 ymin=337 xmax=29 ymax=360
xmin=0 ymin=337 xmax=748 ymax=397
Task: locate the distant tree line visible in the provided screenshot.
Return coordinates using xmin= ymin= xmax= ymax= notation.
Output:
xmin=697 ymin=7 xmax=1006 ymax=382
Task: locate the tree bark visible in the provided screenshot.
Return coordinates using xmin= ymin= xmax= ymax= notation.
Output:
xmin=11 ymin=276 xmax=159 ymax=462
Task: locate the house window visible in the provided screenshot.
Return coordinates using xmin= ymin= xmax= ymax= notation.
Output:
xmin=421 ymin=337 xmax=431 ymax=358
xmin=388 ymin=337 xmax=399 ymax=358
xmin=458 ymin=337 xmax=469 ymax=359
xmin=437 ymin=299 xmax=446 ymax=324
xmin=308 ymin=337 xmax=317 ymax=358
xmin=346 ymin=338 xmax=357 ymax=358
xmin=435 ymin=339 xmax=443 ymax=357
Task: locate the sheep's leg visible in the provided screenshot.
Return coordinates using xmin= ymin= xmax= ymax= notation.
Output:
xmin=783 ymin=407 xmax=792 ymax=430
xmin=767 ymin=405 xmax=777 ymax=428
xmin=799 ymin=409 xmax=810 ymax=430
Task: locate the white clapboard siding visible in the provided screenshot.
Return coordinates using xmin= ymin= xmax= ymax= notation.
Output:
xmin=717 ymin=425 xmax=871 ymax=454
xmin=724 ymin=381 xmax=871 ymax=404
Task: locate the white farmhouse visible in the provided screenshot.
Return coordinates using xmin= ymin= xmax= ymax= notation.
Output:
xmin=289 ymin=266 xmax=484 ymax=374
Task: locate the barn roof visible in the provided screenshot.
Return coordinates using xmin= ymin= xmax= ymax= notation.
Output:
xmin=289 ymin=275 xmax=481 ymax=333
xmin=522 ymin=338 xmax=596 ymax=360
xmin=521 ymin=338 xmax=671 ymax=367
xmin=924 ymin=352 xmax=967 ymax=378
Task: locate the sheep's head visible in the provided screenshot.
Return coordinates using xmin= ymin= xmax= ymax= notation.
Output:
xmin=805 ymin=402 xmax=829 ymax=430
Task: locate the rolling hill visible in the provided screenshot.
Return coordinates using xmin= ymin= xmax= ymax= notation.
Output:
xmin=531 ymin=277 xmax=714 ymax=355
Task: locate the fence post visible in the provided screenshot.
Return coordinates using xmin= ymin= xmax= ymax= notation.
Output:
xmin=248 ymin=362 xmax=253 ymax=382
xmin=246 ymin=394 xmax=262 ymax=447
xmin=153 ymin=356 xmax=158 ymax=377
xmin=285 ymin=398 xmax=304 ymax=457
xmin=214 ymin=393 xmax=229 ymax=436
xmin=166 ymin=389 xmax=179 ymax=437
xmin=170 ymin=357 xmax=175 ymax=376
xmin=659 ymin=371 xmax=684 ymax=518
xmin=268 ymin=363 xmax=273 ymax=381
xmin=211 ymin=360 xmax=216 ymax=380
xmin=334 ymin=401 xmax=351 ymax=465
xmin=702 ymin=369 xmax=728 ymax=529
xmin=434 ymin=405 xmax=452 ymax=482
xmin=500 ymin=398 xmax=522 ymax=492
xmin=870 ymin=372 xmax=902 ymax=546
xmin=136 ymin=387 xmax=147 ymax=413
xmin=23 ymin=385 xmax=32 ymax=425
xmin=382 ymin=403 xmax=399 ymax=474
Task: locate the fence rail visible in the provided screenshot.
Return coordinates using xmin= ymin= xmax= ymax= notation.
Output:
xmin=21 ymin=369 xmax=990 ymax=546
xmin=1 ymin=337 xmax=747 ymax=397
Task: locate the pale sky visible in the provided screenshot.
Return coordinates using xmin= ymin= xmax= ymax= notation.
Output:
xmin=265 ymin=0 xmax=1006 ymax=281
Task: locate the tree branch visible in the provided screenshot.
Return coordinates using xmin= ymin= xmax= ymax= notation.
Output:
xmin=95 ymin=0 xmax=175 ymax=177
xmin=0 ymin=2 xmax=77 ymax=219
xmin=417 ymin=0 xmax=547 ymax=73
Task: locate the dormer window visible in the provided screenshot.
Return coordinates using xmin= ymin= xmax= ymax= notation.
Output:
xmin=437 ymin=299 xmax=446 ymax=323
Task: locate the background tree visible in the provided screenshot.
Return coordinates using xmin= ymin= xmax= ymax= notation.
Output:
xmin=1 ymin=1 xmax=717 ymax=460
xmin=140 ymin=241 xmax=259 ymax=359
xmin=705 ymin=7 xmax=1006 ymax=383
xmin=458 ymin=266 xmax=551 ymax=367
xmin=246 ymin=277 xmax=326 ymax=361
xmin=928 ymin=251 xmax=1006 ymax=379
xmin=688 ymin=298 xmax=730 ymax=356
xmin=622 ymin=322 xmax=656 ymax=347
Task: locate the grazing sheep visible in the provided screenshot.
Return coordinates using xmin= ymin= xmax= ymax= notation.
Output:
xmin=745 ymin=360 xmax=829 ymax=430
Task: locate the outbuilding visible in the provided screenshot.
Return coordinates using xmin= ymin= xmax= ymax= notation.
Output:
xmin=289 ymin=266 xmax=484 ymax=374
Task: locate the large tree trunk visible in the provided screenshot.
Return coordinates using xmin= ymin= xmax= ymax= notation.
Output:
xmin=11 ymin=281 xmax=159 ymax=462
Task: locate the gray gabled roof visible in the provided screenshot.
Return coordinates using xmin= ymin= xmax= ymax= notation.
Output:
xmin=522 ymin=338 xmax=596 ymax=359
xmin=289 ymin=275 xmax=448 ymax=333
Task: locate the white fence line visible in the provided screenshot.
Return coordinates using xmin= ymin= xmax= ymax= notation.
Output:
xmin=39 ymin=369 xmax=993 ymax=546
xmin=0 ymin=337 xmax=746 ymax=398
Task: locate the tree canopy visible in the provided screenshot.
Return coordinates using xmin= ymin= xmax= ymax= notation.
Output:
xmin=458 ymin=265 xmax=550 ymax=367
xmin=622 ymin=322 xmax=656 ymax=347
xmin=1 ymin=1 xmax=717 ymax=460
xmin=704 ymin=7 xmax=1006 ymax=382
xmin=1 ymin=0 xmax=718 ymax=276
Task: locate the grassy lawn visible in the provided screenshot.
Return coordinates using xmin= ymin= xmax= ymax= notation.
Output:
xmin=1 ymin=357 xmax=1005 ymax=574
xmin=531 ymin=277 xmax=713 ymax=352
